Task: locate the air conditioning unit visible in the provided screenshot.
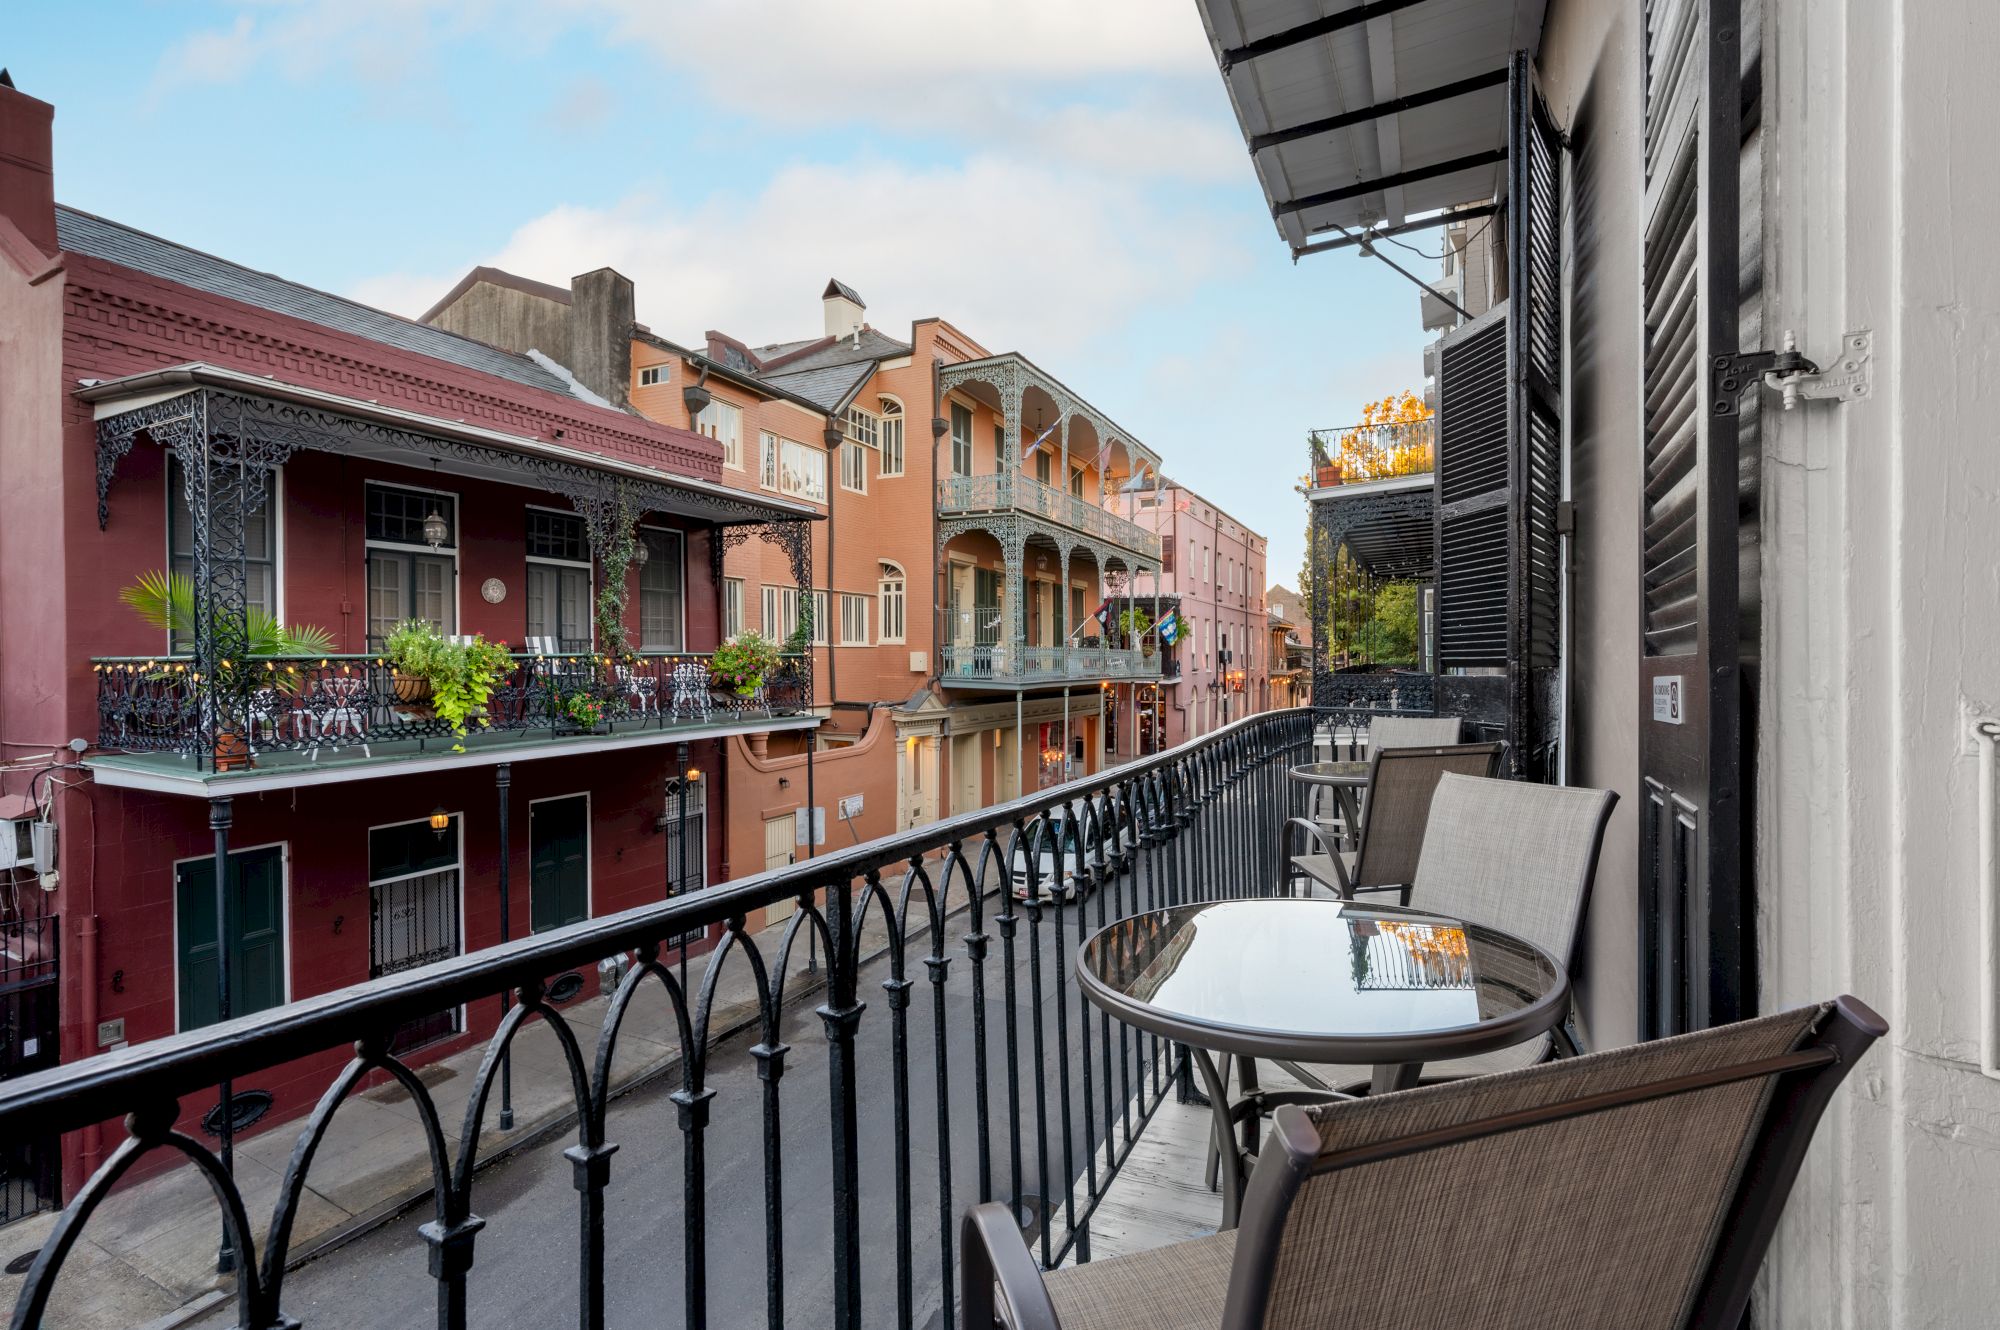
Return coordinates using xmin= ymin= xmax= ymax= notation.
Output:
xmin=6 ymin=818 xmax=55 ymax=873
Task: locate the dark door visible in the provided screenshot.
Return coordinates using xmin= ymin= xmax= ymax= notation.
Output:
xmin=176 ymin=845 xmax=285 ymax=1031
xmin=368 ymin=817 xmax=463 ymax=1054
xmin=1637 ymin=0 xmax=1756 ymax=1035
xmin=531 ymin=796 xmax=590 ymax=934
xmin=1 ymin=899 xmax=60 ymax=1222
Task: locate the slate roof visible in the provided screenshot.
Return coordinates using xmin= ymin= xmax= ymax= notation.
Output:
xmin=759 ymin=361 xmax=878 ymax=414
xmin=822 ymin=278 xmax=865 ymax=307
xmin=55 ymin=206 xmax=578 ymax=398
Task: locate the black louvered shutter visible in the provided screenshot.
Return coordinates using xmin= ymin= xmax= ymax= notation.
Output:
xmin=1434 ymin=309 xmax=1509 ymax=670
xmin=1637 ymin=0 xmax=1752 ymax=1037
xmin=1506 ymin=51 xmax=1565 ymax=781
xmin=1434 ymin=52 xmax=1565 ymax=782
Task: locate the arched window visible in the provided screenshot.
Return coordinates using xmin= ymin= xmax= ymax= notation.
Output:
xmin=878 ymin=396 xmax=905 ymax=476
xmin=879 ymin=561 xmax=907 ymax=643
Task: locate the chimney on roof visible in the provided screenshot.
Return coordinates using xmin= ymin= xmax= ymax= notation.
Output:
xmin=822 ymin=278 xmax=864 ymax=339
xmin=569 ymin=267 xmax=634 ymax=409
xmin=0 ymin=73 xmax=58 ymax=258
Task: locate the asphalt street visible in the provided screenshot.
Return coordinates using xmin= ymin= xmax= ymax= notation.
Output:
xmin=199 ymin=863 xmax=1172 ymax=1329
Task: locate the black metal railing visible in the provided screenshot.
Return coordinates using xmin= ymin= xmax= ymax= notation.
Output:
xmin=92 ymin=651 xmax=812 ymax=768
xmin=0 ymin=708 xmax=1317 ymax=1328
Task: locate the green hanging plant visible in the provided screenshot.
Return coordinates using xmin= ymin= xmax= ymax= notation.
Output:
xmin=384 ymin=619 xmax=515 ymax=751
xmin=594 ymin=490 xmax=639 ymax=663
xmin=783 ymin=596 xmax=814 ymax=656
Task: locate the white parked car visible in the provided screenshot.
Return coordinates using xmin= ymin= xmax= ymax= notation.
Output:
xmin=1008 ymin=806 xmax=1133 ymax=902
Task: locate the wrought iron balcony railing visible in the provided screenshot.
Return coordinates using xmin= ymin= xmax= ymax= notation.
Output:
xmin=936 ymin=473 xmax=1163 ymax=561
xmin=93 ymin=650 xmax=812 ymax=769
xmin=1306 ymin=417 xmax=1437 ymax=488
xmin=938 ymin=641 xmax=1163 ymax=685
xmin=0 ymin=708 xmax=1318 ymax=1330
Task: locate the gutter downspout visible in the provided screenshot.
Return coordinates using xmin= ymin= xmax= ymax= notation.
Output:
xmin=821 ymin=417 xmax=843 ymax=712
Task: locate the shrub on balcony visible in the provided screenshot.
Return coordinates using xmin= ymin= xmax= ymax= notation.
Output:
xmin=384 ymin=619 xmax=514 ymax=749
xmin=119 ymin=570 xmax=336 ymax=663
xmin=711 ymin=631 xmax=779 ymax=698
xmin=1117 ymin=606 xmax=1154 ymax=651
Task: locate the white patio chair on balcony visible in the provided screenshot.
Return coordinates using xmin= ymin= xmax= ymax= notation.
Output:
xmin=616 ymin=663 xmax=659 ymax=718
xmin=668 ymin=661 xmax=714 ymax=723
xmin=303 ymin=674 xmax=370 ymax=759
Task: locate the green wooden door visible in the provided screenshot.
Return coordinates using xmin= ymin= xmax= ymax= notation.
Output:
xmin=176 ymin=845 xmax=284 ymax=1031
xmin=531 ymin=796 xmax=589 ymax=933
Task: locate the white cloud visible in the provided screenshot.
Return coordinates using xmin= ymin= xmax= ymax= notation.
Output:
xmin=351 ymin=155 xmax=1245 ymax=362
xmin=153 ymin=1 xmax=1231 ymax=185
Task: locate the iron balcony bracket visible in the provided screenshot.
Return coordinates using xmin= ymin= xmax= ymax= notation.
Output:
xmin=1713 ymin=330 xmax=1874 ymax=416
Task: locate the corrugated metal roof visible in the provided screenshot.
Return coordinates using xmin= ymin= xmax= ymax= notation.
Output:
xmin=1195 ymin=0 xmax=1544 ymax=252
xmin=55 ymin=206 xmax=577 ymax=396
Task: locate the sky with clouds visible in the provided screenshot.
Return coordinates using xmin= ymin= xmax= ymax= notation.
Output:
xmin=11 ymin=0 xmax=1440 ymax=582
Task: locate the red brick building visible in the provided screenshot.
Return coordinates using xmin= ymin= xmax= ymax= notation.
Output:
xmin=0 ymin=79 xmax=814 ymax=1202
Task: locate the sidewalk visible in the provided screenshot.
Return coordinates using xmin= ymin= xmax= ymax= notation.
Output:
xmin=0 ymin=868 xmax=953 ymax=1330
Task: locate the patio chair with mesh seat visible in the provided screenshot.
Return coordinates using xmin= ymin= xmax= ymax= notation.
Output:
xmin=1364 ymin=713 xmax=1462 ymax=751
xmin=965 ymin=995 xmax=1885 ymax=1330
xmin=1282 ymin=743 xmax=1503 ymax=901
xmin=1298 ymin=772 xmax=1618 ymax=1093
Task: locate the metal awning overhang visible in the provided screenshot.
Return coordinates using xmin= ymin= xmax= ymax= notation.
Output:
xmin=1311 ymin=472 xmax=1435 ymax=579
xmin=1196 ymin=0 xmax=1546 ymax=254
xmin=78 ymin=362 xmax=820 ymax=526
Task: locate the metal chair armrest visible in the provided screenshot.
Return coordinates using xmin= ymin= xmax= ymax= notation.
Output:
xmin=961 ymin=1200 xmax=1062 ymax=1330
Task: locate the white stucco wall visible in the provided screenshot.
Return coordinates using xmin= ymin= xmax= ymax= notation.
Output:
xmin=1759 ymin=0 xmax=2000 ymax=1323
xmin=1540 ymin=0 xmax=2000 ymax=1321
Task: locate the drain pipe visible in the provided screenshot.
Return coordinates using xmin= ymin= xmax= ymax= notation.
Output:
xmin=821 ymin=417 xmax=844 ymax=711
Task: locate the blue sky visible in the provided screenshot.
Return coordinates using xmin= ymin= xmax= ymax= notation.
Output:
xmin=9 ymin=1 xmax=1437 ymax=581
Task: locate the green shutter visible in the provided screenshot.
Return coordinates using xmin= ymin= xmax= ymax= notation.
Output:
xmin=176 ymin=846 xmax=285 ymax=1031
xmin=531 ymin=796 xmax=590 ymax=933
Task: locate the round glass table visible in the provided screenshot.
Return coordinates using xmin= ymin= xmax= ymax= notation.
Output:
xmin=1077 ymin=897 xmax=1568 ymax=1226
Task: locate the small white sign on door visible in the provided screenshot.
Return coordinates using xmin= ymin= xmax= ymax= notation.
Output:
xmin=1652 ymin=675 xmax=1685 ymax=724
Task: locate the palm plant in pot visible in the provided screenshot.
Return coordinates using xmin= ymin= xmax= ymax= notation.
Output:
xmin=119 ymin=570 xmax=336 ymax=771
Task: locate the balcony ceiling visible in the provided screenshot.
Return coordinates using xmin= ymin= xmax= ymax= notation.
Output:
xmin=1195 ymin=0 xmax=1546 ymax=253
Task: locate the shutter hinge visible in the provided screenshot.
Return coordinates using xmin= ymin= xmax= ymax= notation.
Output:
xmin=1555 ymin=501 xmax=1576 ymax=536
xmin=1712 ymin=330 xmax=1873 ymax=416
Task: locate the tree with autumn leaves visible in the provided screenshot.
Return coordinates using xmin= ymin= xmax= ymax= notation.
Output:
xmin=1298 ymin=390 xmax=1434 ymax=667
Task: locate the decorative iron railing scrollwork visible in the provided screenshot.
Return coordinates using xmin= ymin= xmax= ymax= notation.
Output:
xmin=3 ymin=709 xmax=1318 ymax=1330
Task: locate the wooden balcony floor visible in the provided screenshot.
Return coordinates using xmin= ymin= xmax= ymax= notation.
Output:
xmin=1064 ymin=1061 xmax=1326 ymax=1265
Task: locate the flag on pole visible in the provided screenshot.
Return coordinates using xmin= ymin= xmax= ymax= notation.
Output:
xmin=1020 ymin=422 xmax=1058 ymax=461
xmin=1157 ymin=611 xmax=1183 ymax=646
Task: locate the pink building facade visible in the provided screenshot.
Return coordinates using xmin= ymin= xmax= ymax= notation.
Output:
xmin=1108 ymin=482 xmax=1269 ymax=754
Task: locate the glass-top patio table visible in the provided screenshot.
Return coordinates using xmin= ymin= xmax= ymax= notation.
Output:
xmin=1078 ymin=897 xmax=1568 ymax=1228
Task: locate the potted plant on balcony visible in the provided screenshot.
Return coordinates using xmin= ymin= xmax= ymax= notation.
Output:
xmin=119 ymin=570 xmax=336 ymax=771
xmin=711 ymin=631 xmax=779 ymax=700
xmin=384 ymin=619 xmax=515 ymax=751
xmin=563 ymin=691 xmax=605 ymax=734
xmin=1118 ymin=606 xmax=1154 ymax=655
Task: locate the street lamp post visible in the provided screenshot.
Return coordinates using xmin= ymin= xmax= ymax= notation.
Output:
xmin=208 ymin=796 xmax=236 ymax=1275
xmin=495 ymin=765 xmax=513 ymax=1131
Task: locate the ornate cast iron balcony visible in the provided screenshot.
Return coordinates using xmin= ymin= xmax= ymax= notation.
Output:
xmin=0 ymin=709 xmax=1318 ymax=1330
xmin=938 ymin=641 xmax=1163 ymax=686
xmin=1306 ymin=417 xmax=1437 ymax=490
xmin=936 ymin=473 xmax=1163 ymax=561
xmin=92 ymin=650 xmax=812 ymax=770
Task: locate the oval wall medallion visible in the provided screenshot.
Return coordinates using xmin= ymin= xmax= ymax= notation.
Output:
xmin=480 ymin=578 xmax=507 ymax=604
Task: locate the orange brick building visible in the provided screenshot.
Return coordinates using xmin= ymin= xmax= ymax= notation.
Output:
xmin=424 ymin=273 xmax=1170 ymax=887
